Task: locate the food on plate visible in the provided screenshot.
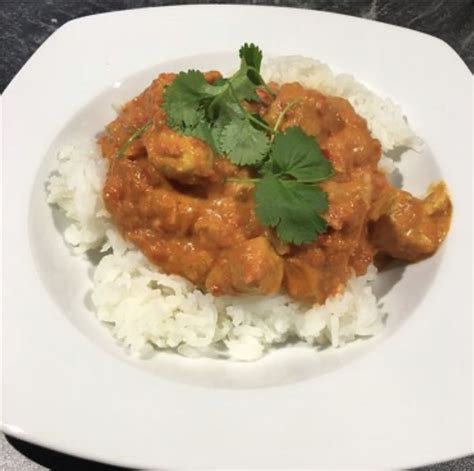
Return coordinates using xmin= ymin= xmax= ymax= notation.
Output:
xmin=47 ymin=44 xmax=451 ymax=360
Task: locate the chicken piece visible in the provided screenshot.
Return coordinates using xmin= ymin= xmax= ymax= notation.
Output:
xmin=193 ymin=197 xmax=261 ymax=250
xmin=140 ymin=188 xmax=201 ymax=236
xmin=284 ymin=258 xmax=325 ymax=304
xmin=203 ymin=70 xmax=223 ymax=84
xmin=349 ymin=227 xmax=377 ymax=275
xmin=323 ymin=96 xmax=382 ymax=171
xmin=321 ymin=168 xmax=372 ymax=230
xmin=263 ymin=82 xmax=337 ymax=140
xmin=369 ymin=183 xmax=452 ymax=262
xmin=422 ymin=182 xmax=452 ymax=234
xmin=205 ymin=237 xmax=284 ymax=296
xmin=204 ymin=257 xmax=234 ymax=295
xmin=142 ymin=127 xmax=214 ymax=184
xmin=127 ymin=232 xmax=215 ymax=285
xmin=228 ymin=237 xmax=284 ymax=294
xmin=103 ymin=158 xmax=170 ymax=229
xmin=284 ymin=236 xmax=360 ymax=304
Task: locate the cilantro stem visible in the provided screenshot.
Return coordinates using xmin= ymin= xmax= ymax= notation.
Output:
xmin=227 ymin=176 xmax=330 ymax=185
xmin=273 ymin=99 xmax=301 ymax=135
xmin=117 ymin=119 xmax=153 ymax=159
xmin=284 ymin=177 xmax=329 ymax=183
xmin=248 ymin=114 xmax=273 ymax=133
xmin=246 ymin=66 xmax=276 ymax=97
xmin=228 ymin=65 xmax=275 ymax=98
xmin=226 ymin=177 xmax=259 ymax=184
xmin=227 ymin=81 xmax=274 ymax=134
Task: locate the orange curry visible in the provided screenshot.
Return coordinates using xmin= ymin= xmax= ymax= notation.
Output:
xmin=99 ymin=72 xmax=451 ymax=304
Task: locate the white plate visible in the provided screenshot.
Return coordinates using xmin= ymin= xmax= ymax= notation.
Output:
xmin=2 ymin=5 xmax=472 ymax=469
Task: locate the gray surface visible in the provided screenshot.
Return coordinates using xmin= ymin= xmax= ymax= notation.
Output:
xmin=1 ymin=0 xmax=473 ymax=469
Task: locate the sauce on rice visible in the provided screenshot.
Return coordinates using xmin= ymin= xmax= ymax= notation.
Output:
xmin=99 ymin=72 xmax=451 ymax=304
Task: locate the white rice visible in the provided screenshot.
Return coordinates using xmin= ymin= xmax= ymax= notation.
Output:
xmin=46 ymin=57 xmax=416 ymax=361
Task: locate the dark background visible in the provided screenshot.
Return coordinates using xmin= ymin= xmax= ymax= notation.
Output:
xmin=1 ymin=0 xmax=473 ymax=469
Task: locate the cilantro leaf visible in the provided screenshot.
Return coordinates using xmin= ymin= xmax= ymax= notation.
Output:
xmin=228 ymin=71 xmax=260 ymax=101
xmin=162 ymin=43 xmax=270 ymax=155
xmin=219 ymin=118 xmax=270 ymax=165
xmin=207 ymin=96 xmax=241 ymax=125
xmin=266 ymin=127 xmax=333 ymax=182
xmin=239 ymin=43 xmax=264 ymax=87
xmin=239 ymin=43 xmax=263 ymax=71
xmin=184 ymin=121 xmax=220 ymax=152
xmin=254 ymin=127 xmax=333 ymax=243
xmin=162 ymin=70 xmax=218 ymax=129
xmin=255 ymin=176 xmax=329 ymax=244
xmin=217 ymin=43 xmax=265 ymax=105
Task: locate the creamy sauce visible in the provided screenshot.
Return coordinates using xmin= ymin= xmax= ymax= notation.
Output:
xmin=99 ymin=73 xmax=452 ymax=304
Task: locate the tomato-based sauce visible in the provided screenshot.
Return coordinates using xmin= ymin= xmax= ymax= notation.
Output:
xmin=99 ymin=73 xmax=451 ymax=304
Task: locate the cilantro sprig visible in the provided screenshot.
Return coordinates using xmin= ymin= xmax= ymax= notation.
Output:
xmin=160 ymin=43 xmax=334 ymax=244
xmin=163 ymin=43 xmax=271 ymax=165
xmin=255 ymin=128 xmax=332 ymax=244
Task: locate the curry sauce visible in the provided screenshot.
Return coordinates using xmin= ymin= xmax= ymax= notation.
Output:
xmin=99 ymin=73 xmax=451 ymax=304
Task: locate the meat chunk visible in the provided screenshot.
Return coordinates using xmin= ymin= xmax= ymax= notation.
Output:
xmin=263 ymin=82 xmax=337 ymax=140
xmin=369 ymin=183 xmax=452 ymax=262
xmin=104 ymin=158 xmax=169 ymax=229
xmin=284 ymin=258 xmax=325 ymax=304
xmin=321 ymin=168 xmax=372 ymax=230
xmin=140 ymin=189 xmax=200 ymax=236
xmin=285 ymin=234 xmax=358 ymax=304
xmin=205 ymin=237 xmax=284 ymax=296
xmin=323 ymin=96 xmax=381 ymax=171
xmin=193 ymin=197 xmax=261 ymax=250
xmin=127 ymin=232 xmax=215 ymax=285
xmin=143 ymin=127 xmax=214 ymax=184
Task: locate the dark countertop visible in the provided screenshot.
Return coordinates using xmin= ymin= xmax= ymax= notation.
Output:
xmin=1 ymin=0 xmax=473 ymax=92
xmin=1 ymin=0 xmax=473 ymax=469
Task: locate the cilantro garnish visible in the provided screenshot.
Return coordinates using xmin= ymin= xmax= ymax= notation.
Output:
xmin=255 ymin=178 xmax=328 ymax=245
xmin=160 ymin=43 xmax=334 ymax=244
xmin=220 ymin=118 xmax=271 ymax=165
xmin=264 ymin=127 xmax=333 ymax=183
xmin=255 ymin=128 xmax=332 ymax=244
xmin=116 ymin=119 xmax=153 ymax=159
xmin=161 ymin=70 xmax=217 ymax=130
xmin=163 ymin=43 xmax=271 ymax=163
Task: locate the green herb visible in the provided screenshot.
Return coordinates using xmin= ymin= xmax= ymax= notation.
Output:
xmin=161 ymin=43 xmax=334 ymax=244
xmin=116 ymin=119 xmax=153 ymax=159
xmin=162 ymin=70 xmax=220 ymax=130
xmin=254 ymin=127 xmax=332 ymax=244
xmin=262 ymin=127 xmax=333 ymax=182
xmin=162 ymin=43 xmax=271 ymax=164
xmin=219 ymin=118 xmax=271 ymax=165
xmin=255 ymin=177 xmax=328 ymax=245
xmin=272 ymin=99 xmax=300 ymax=134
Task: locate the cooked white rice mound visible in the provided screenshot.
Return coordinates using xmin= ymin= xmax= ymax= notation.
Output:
xmin=92 ymin=248 xmax=381 ymax=361
xmin=47 ymin=145 xmax=111 ymax=254
xmin=46 ymin=57 xmax=417 ymax=361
